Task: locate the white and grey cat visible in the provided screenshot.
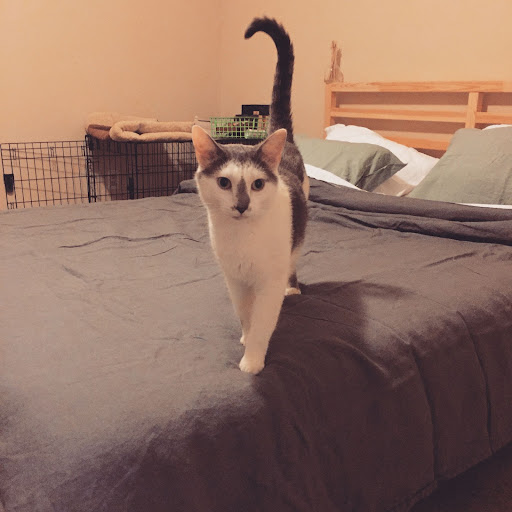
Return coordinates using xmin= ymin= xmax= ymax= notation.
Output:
xmin=192 ymin=17 xmax=309 ymax=374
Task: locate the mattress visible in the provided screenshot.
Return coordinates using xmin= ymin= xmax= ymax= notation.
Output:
xmin=1 ymin=178 xmax=512 ymax=512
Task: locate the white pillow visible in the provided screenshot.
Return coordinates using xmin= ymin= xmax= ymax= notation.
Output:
xmin=483 ymin=124 xmax=512 ymax=130
xmin=325 ymin=124 xmax=438 ymax=187
xmin=305 ymin=163 xmax=361 ymax=190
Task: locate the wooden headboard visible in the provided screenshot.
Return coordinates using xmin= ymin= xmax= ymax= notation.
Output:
xmin=325 ymin=81 xmax=512 ymax=153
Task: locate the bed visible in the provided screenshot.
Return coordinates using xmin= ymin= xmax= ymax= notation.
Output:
xmin=1 ymin=81 xmax=512 ymax=512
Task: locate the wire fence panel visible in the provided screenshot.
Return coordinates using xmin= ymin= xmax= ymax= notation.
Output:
xmin=1 ymin=141 xmax=89 ymax=209
xmin=1 ymin=137 xmax=197 ymax=209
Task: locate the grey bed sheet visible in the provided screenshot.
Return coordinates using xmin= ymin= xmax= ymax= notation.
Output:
xmin=1 ymin=178 xmax=512 ymax=512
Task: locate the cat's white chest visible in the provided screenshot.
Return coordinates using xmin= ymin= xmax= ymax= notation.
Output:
xmin=209 ymin=199 xmax=291 ymax=284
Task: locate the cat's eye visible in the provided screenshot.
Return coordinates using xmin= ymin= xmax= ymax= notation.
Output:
xmin=217 ymin=177 xmax=231 ymax=190
xmin=252 ymin=179 xmax=265 ymax=191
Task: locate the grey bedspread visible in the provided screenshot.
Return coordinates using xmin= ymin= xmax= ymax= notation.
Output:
xmin=1 ymin=179 xmax=512 ymax=512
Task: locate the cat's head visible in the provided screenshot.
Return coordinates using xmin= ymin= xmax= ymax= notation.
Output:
xmin=192 ymin=126 xmax=287 ymax=220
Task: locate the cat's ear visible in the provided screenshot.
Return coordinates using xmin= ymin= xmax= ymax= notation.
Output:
xmin=256 ymin=128 xmax=287 ymax=173
xmin=192 ymin=125 xmax=225 ymax=169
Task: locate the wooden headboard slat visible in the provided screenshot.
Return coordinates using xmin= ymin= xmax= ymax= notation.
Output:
xmin=475 ymin=112 xmax=512 ymax=125
xmin=327 ymin=81 xmax=512 ymax=93
xmin=383 ymin=135 xmax=451 ymax=151
xmin=331 ymin=107 xmax=466 ymax=124
xmin=325 ymin=81 xmax=512 ymax=152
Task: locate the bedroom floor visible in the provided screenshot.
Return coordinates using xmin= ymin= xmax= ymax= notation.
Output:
xmin=411 ymin=442 xmax=512 ymax=512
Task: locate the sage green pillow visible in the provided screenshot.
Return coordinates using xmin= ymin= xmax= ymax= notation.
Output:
xmin=295 ymin=135 xmax=405 ymax=191
xmin=409 ymin=127 xmax=512 ymax=204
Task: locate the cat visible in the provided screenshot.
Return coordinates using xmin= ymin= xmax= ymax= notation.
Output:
xmin=192 ymin=17 xmax=309 ymax=374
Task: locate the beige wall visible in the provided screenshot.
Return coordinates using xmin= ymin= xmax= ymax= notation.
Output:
xmin=218 ymin=0 xmax=512 ymax=137
xmin=1 ymin=0 xmax=512 ymax=143
xmin=0 ymin=0 xmax=221 ymax=143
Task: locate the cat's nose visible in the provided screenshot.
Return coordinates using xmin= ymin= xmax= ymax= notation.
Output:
xmin=235 ymin=205 xmax=248 ymax=215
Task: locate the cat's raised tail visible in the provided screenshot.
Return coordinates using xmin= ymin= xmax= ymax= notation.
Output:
xmin=245 ymin=17 xmax=295 ymax=143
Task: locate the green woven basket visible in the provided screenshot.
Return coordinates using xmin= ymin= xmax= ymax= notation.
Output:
xmin=210 ymin=116 xmax=268 ymax=140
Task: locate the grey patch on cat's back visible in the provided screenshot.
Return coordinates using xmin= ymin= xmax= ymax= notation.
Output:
xmin=278 ymin=143 xmax=308 ymax=250
xmin=286 ymin=175 xmax=307 ymax=250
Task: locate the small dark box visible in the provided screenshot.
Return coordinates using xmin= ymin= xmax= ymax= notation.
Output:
xmin=241 ymin=104 xmax=270 ymax=116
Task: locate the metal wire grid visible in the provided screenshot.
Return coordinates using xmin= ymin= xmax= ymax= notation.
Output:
xmin=135 ymin=141 xmax=198 ymax=198
xmin=86 ymin=137 xmax=197 ymax=202
xmin=1 ymin=138 xmax=197 ymax=209
xmin=1 ymin=141 xmax=90 ymax=209
xmin=85 ymin=137 xmax=138 ymax=202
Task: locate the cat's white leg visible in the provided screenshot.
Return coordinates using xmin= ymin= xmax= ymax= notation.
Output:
xmin=239 ymin=279 xmax=286 ymax=374
xmin=224 ymin=276 xmax=254 ymax=346
xmin=285 ymin=280 xmax=301 ymax=296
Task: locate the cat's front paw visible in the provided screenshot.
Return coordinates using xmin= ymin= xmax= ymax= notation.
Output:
xmin=240 ymin=334 xmax=245 ymax=345
xmin=285 ymin=287 xmax=301 ymax=296
xmin=239 ymin=355 xmax=265 ymax=374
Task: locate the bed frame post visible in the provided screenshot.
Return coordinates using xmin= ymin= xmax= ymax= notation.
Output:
xmin=466 ymin=92 xmax=484 ymax=128
xmin=324 ymin=84 xmax=336 ymax=133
